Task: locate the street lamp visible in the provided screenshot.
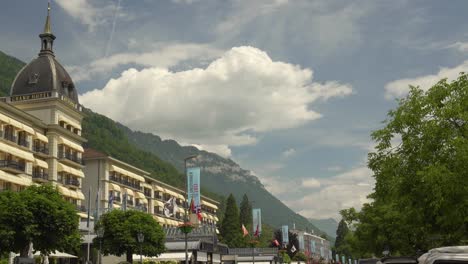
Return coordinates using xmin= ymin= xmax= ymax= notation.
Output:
xmin=137 ymin=232 xmax=144 ymax=264
xmin=96 ymin=227 xmax=105 ymax=264
xmin=184 ymin=155 xmax=197 ymax=264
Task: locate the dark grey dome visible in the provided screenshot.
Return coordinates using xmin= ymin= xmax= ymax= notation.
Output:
xmin=10 ymin=3 xmax=79 ymax=104
xmin=10 ymin=55 xmax=79 ymax=103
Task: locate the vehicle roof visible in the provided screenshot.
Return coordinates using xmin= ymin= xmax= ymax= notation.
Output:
xmin=419 ymin=246 xmax=468 ymax=264
xmin=380 ymin=257 xmax=418 ymax=264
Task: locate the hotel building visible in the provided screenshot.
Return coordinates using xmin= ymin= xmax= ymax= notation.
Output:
xmin=82 ymin=148 xmax=220 ymax=228
xmin=0 ymin=4 xmax=219 ymax=227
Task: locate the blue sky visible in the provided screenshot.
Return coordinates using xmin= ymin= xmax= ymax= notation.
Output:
xmin=2 ymin=0 xmax=468 ymax=219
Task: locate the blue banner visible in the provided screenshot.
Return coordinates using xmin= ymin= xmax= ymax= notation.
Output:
xmin=298 ymin=233 xmax=304 ymax=250
xmin=312 ymin=240 xmax=316 ymax=253
xmin=252 ymin=208 xmax=262 ymax=235
xmin=281 ymin=225 xmax=289 ymax=245
xmin=187 ymin=167 xmax=201 ymax=214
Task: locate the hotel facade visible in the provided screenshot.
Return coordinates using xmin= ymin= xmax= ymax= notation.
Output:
xmin=0 ymin=5 xmax=219 ymax=228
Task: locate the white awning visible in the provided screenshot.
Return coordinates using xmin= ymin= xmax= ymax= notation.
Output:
xmin=0 ymin=141 xmax=35 ymax=161
xmin=133 ymin=252 xmax=192 ymax=261
xmin=0 ymin=113 xmax=35 ymax=134
xmin=125 ymin=188 xmax=134 ymax=196
xmin=135 ymin=191 xmax=146 ymax=199
xmin=154 ymin=185 xmax=165 ymax=191
xmin=202 ymin=200 xmax=219 ymax=209
xmin=0 ymin=170 xmax=32 ymax=186
xmin=141 ymin=182 xmax=152 ymax=189
xmin=154 ymin=200 xmax=165 ymax=207
xmin=57 ymin=136 xmax=84 ymax=152
xmin=108 ymin=182 xmax=121 ymax=192
xmin=34 ymin=158 xmax=48 ymax=169
xmin=58 ymin=163 xmax=84 ymax=178
xmin=34 ymin=132 xmax=48 ymax=143
xmin=58 ymin=115 xmax=81 ymax=130
xmin=15 ymin=251 xmax=77 ymax=258
xmin=110 ymin=165 xmax=145 ymax=182
xmin=164 ymin=188 xmax=179 ymax=197
xmin=58 ymin=186 xmax=85 ymax=200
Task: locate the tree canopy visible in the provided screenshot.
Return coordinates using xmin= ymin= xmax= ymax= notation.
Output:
xmin=0 ymin=185 xmax=81 ymax=256
xmin=220 ymin=194 xmax=244 ymax=247
xmin=94 ymin=209 xmax=165 ymax=263
xmin=239 ymin=194 xmax=252 ymax=226
xmin=334 ymin=219 xmax=350 ymax=256
xmin=341 ymin=73 xmax=468 ymax=256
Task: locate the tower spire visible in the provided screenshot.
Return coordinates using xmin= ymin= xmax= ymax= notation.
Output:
xmin=43 ymin=1 xmax=52 ymax=34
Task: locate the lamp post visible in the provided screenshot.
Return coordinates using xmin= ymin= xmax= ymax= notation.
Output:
xmin=96 ymin=227 xmax=105 ymax=264
xmin=137 ymin=232 xmax=144 ymax=264
xmin=184 ymin=155 xmax=197 ymax=264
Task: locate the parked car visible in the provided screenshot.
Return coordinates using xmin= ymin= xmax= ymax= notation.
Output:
xmin=418 ymin=246 xmax=468 ymax=264
xmin=358 ymin=258 xmax=380 ymax=264
xmin=379 ymin=256 xmax=418 ymax=264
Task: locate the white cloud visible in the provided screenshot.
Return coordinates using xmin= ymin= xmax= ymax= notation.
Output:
xmin=192 ymin=144 xmax=232 ymax=158
xmin=385 ymin=60 xmax=468 ymax=99
xmin=326 ymin=166 xmax=343 ymax=172
xmin=302 ymin=178 xmax=321 ymax=189
xmin=446 ymin=41 xmax=468 ymax=53
xmin=68 ymin=43 xmax=223 ymax=82
xmin=291 ymin=166 xmax=374 ymax=220
xmin=54 ymin=0 xmax=100 ymax=31
xmin=282 ymin=148 xmax=296 ymax=158
xmin=80 ymin=46 xmax=352 ymax=156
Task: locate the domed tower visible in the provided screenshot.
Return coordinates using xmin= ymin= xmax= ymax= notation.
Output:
xmin=10 ymin=2 xmax=79 ymax=105
xmin=7 ymin=3 xmax=86 ymax=204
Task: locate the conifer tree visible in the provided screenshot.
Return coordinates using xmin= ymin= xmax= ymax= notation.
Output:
xmin=239 ymin=194 xmax=252 ymax=226
xmin=335 ymin=219 xmax=349 ymax=255
xmin=220 ymin=194 xmax=244 ymax=247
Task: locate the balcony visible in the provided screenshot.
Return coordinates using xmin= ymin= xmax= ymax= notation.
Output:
xmin=18 ymin=138 xmax=29 ymax=148
xmin=58 ymin=150 xmax=83 ymax=165
xmin=65 ymin=178 xmax=80 ymax=187
xmin=76 ymin=205 xmax=87 ymax=212
xmin=127 ymin=200 xmax=134 ymax=206
xmin=32 ymin=171 xmax=49 ymax=181
xmin=144 ymin=190 xmax=152 ymax=198
xmin=109 ymin=174 xmax=141 ymax=190
xmin=4 ymin=134 xmax=17 ymax=143
xmin=33 ymin=145 xmax=49 ymax=155
xmin=0 ymin=160 xmax=26 ymax=173
xmin=114 ymin=196 xmax=121 ymax=202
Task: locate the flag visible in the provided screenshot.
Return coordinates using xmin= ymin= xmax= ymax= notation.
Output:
xmin=197 ymin=211 xmax=203 ymax=221
xmin=291 ymin=245 xmax=297 ymax=253
xmin=254 ymin=224 xmax=259 ymax=237
xmin=108 ymin=191 xmax=114 ymax=209
xmin=189 ymin=198 xmax=195 ymax=213
xmin=273 ymin=239 xmax=280 ymax=246
xmin=242 ymin=224 xmax=249 ymax=237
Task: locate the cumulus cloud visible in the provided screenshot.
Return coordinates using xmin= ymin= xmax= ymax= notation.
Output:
xmin=68 ymin=43 xmax=222 ymax=82
xmin=385 ymin=60 xmax=468 ymax=99
xmin=80 ymin=46 xmax=352 ymax=155
xmin=446 ymin=41 xmax=468 ymax=53
xmin=282 ymin=148 xmax=296 ymax=158
xmin=292 ymin=166 xmax=374 ymax=219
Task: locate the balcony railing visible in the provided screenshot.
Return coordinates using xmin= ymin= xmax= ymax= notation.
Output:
xmin=0 ymin=160 xmax=25 ymax=172
xmin=4 ymin=134 xmax=17 ymax=143
xmin=127 ymin=200 xmax=134 ymax=206
xmin=33 ymin=145 xmax=49 ymax=155
xmin=114 ymin=196 xmax=121 ymax=202
xmin=32 ymin=171 xmax=49 ymax=181
xmin=65 ymin=178 xmax=80 ymax=187
xmin=18 ymin=138 xmax=29 ymax=148
xmin=144 ymin=191 xmax=152 ymax=197
xmin=76 ymin=205 xmax=87 ymax=212
xmin=58 ymin=150 xmax=83 ymax=165
xmin=109 ymin=174 xmax=141 ymax=190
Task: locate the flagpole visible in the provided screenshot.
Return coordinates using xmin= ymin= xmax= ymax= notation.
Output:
xmin=86 ymin=187 xmax=91 ymax=264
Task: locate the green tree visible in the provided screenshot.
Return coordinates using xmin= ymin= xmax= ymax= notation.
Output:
xmin=346 ymin=73 xmax=468 ymax=256
xmin=239 ymin=194 xmax=252 ymax=226
xmin=334 ymin=219 xmax=349 ymax=256
xmin=0 ymin=185 xmax=81 ymax=257
xmin=220 ymin=194 xmax=244 ymax=247
xmin=292 ymin=252 xmax=308 ymax=261
xmin=273 ymin=229 xmax=299 ymax=258
xmin=95 ymin=209 xmax=165 ymax=263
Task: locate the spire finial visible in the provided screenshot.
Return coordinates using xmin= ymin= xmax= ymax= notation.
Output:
xmin=43 ymin=1 xmax=52 ymax=34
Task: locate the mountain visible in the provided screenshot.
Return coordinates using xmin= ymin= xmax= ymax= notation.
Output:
xmin=123 ymin=129 xmax=327 ymax=235
xmin=309 ymin=218 xmax=338 ymax=239
xmin=0 ymin=50 xmax=327 ymax=238
xmin=0 ymin=51 xmax=25 ymax=96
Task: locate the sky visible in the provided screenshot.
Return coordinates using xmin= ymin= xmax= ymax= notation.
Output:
xmin=1 ymin=0 xmax=468 ymax=220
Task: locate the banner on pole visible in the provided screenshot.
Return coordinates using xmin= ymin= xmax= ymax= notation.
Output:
xmin=252 ymin=208 xmax=262 ymax=235
xmin=187 ymin=167 xmax=201 ymax=214
xmin=281 ymin=225 xmax=289 ymax=245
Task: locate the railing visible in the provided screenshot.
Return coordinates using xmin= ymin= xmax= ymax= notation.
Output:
xmin=18 ymin=138 xmax=29 ymax=148
xmin=32 ymin=171 xmax=49 ymax=180
xmin=76 ymin=205 xmax=87 ymax=212
xmin=114 ymin=196 xmax=121 ymax=202
xmin=229 ymin=248 xmax=278 ymax=255
xmin=127 ymin=200 xmax=134 ymax=206
xmin=58 ymin=149 xmax=83 ymax=165
xmin=65 ymin=178 xmax=80 ymax=187
xmin=33 ymin=145 xmax=49 ymax=155
xmin=144 ymin=191 xmax=152 ymax=197
xmin=109 ymin=174 xmax=141 ymax=190
xmin=4 ymin=134 xmax=17 ymax=143
xmin=0 ymin=160 xmax=25 ymax=172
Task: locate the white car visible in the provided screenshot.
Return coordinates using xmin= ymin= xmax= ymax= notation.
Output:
xmin=418 ymin=246 xmax=468 ymax=264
